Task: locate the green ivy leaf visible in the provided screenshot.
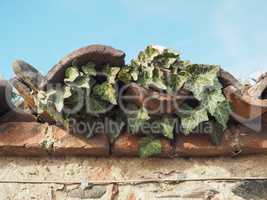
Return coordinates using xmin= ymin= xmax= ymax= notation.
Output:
xmin=82 ymin=62 xmax=97 ymax=76
xmin=35 ymin=99 xmax=46 ymax=113
xmin=151 ymin=68 xmax=167 ymax=90
xmin=64 ymin=67 xmax=80 ymax=82
xmin=139 ymin=137 xmax=162 ymax=158
xmin=152 ymin=48 xmax=180 ymax=69
xmin=167 ymin=71 xmax=189 ymax=94
xmin=93 ymin=82 xmax=117 ymax=105
xmin=52 ymin=90 xmax=64 ymax=112
xmin=144 ymin=45 xmax=162 ymax=59
xmin=136 ymin=45 xmax=161 ymax=66
xmin=35 ymin=89 xmax=57 ymax=113
xmin=130 ymin=45 xmax=181 ymax=90
xmin=204 ymin=91 xmax=225 ymax=116
xmin=181 ymin=107 xmax=209 ymax=134
xmin=63 ymin=86 xmax=72 ymax=99
xmin=130 ymin=67 xmax=139 ymax=81
xmin=118 ymin=68 xmax=132 ymax=83
xmin=127 ymin=106 xmax=150 ymax=134
xmin=213 ymin=100 xmax=231 ymax=130
xmin=158 ymin=117 xmax=175 ymax=139
xmin=184 ymin=65 xmax=220 ymax=100
xmin=137 ymin=67 xmax=154 ymax=87
xmin=103 ymin=67 xmax=120 ymax=84
xmin=71 ymin=76 xmax=90 ymax=89
xmin=88 ymin=96 xmax=110 ymax=114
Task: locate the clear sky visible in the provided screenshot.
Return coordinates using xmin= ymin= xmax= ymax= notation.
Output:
xmin=1 ymin=0 xmax=267 ymax=79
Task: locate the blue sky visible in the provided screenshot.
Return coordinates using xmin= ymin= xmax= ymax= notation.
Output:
xmin=1 ymin=0 xmax=267 ymax=79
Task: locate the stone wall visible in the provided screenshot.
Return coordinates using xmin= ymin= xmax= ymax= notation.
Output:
xmin=0 ymin=155 xmax=267 ymax=199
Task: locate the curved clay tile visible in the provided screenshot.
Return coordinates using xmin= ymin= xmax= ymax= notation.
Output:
xmin=0 ymin=80 xmax=12 ymax=117
xmin=41 ymin=44 xmax=126 ymax=89
xmin=224 ymin=75 xmax=267 ymax=121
